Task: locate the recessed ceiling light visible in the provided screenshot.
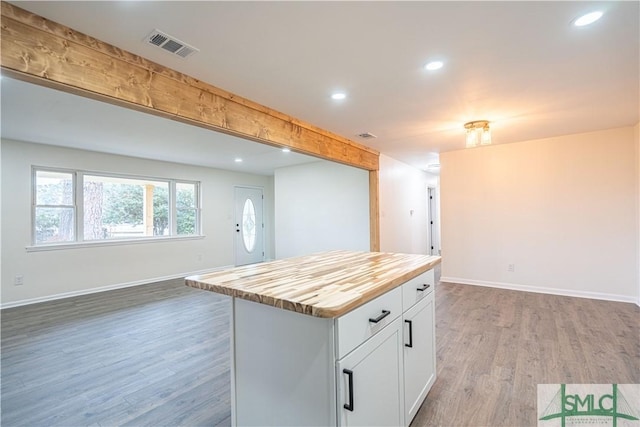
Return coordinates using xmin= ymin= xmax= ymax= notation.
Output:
xmin=425 ymin=61 xmax=443 ymax=71
xmin=574 ymin=11 xmax=603 ymax=27
xmin=282 ymin=148 xmax=291 ymax=153
xmin=234 ymin=158 xmax=243 ymax=163
xmin=331 ymin=92 xmax=347 ymax=100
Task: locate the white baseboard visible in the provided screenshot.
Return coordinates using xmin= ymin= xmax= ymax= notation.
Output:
xmin=439 ymin=276 xmax=638 ymax=305
xmin=4 ymin=270 xmax=636 ymax=309
xmin=1 ymin=265 xmax=233 ymax=310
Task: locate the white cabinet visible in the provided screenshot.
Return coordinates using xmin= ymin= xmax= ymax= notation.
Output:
xmin=336 ymin=269 xmax=436 ymax=426
xmin=233 ymin=298 xmax=336 ymax=426
xmin=403 ymin=291 xmax=435 ymax=422
xmin=337 ymin=317 xmax=404 ymax=427
xmin=402 ymin=269 xmax=436 ymax=424
xmin=231 ymin=268 xmax=436 ymax=427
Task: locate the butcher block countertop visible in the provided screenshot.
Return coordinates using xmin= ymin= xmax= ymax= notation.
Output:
xmin=185 ymin=250 xmax=441 ymax=318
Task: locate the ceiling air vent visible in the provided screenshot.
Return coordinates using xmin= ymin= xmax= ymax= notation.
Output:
xmin=357 ymin=132 xmax=377 ymax=139
xmin=145 ymin=29 xmax=199 ymax=59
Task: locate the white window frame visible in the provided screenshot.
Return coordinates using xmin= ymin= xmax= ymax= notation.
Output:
xmin=32 ymin=167 xmax=78 ymax=245
xmin=30 ymin=166 xmax=202 ymax=251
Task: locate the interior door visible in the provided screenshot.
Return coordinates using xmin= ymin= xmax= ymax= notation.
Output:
xmin=234 ymin=186 xmax=264 ymax=266
xmin=427 ymin=187 xmax=438 ymax=256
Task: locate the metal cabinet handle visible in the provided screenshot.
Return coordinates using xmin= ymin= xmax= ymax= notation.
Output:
xmin=417 ymin=284 xmax=431 ymax=292
xmin=405 ymin=319 xmax=413 ymax=348
xmin=343 ymin=369 xmax=354 ymax=411
xmin=368 ymin=310 xmax=390 ymax=323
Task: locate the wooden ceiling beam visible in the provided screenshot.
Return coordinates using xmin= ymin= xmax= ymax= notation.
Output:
xmin=0 ymin=1 xmax=379 ymax=171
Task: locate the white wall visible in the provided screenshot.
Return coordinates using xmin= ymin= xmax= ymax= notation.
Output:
xmin=440 ymin=126 xmax=639 ymax=302
xmin=274 ymin=161 xmax=369 ymax=259
xmin=0 ymin=141 xmax=3 ymax=307
xmin=379 ymin=154 xmax=438 ymax=255
xmin=1 ymin=140 xmax=274 ymax=306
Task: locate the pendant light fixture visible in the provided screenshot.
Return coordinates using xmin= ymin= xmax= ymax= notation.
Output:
xmin=464 ymin=120 xmax=491 ymax=148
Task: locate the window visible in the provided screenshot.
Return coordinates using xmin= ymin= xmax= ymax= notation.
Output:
xmin=33 ymin=167 xmax=201 ymax=247
xmin=83 ymin=175 xmax=170 ymax=240
xmin=176 ymin=182 xmax=198 ymax=236
xmin=241 ymin=198 xmax=256 ymax=252
xmin=34 ymin=170 xmax=76 ymax=244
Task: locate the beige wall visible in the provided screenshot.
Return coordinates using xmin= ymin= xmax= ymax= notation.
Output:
xmin=440 ymin=126 xmax=638 ymax=302
xmin=636 ymin=122 xmax=640 ymax=305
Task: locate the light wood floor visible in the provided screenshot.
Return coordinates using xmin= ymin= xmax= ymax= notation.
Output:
xmin=1 ymin=279 xmax=638 ymax=426
xmin=413 ymin=282 xmax=640 ymax=426
xmin=1 ymin=279 xmax=232 ymax=427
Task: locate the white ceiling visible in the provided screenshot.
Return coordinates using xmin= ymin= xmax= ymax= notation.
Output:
xmin=1 ymin=77 xmax=318 ymax=175
xmin=3 ymin=1 xmax=639 ymax=172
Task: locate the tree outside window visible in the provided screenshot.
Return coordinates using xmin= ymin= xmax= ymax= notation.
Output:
xmin=35 ymin=170 xmax=75 ymax=244
xmin=33 ymin=168 xmax=200 ymax=245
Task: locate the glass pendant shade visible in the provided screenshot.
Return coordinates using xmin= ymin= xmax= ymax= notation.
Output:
xmin=464 ymin=120 xmax=491 ymax=148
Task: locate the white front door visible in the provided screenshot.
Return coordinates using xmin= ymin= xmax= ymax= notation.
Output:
xmin=234 ymin=186 xmax=264 ymax=266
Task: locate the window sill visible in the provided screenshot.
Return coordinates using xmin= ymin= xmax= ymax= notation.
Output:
xmin=26 ymin=235 xmax=205 ymax=252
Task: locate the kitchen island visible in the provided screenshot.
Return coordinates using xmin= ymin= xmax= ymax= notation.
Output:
xmin=186 ymin=250 xmax=441 ymax=426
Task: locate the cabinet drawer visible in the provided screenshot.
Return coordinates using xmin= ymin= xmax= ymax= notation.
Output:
xmin=401 ymin=269 xmax=434 ymax=311
xmin=335 ymin=286 xmax=402 ymax=359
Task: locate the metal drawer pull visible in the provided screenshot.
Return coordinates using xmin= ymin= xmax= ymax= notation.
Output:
xmin=417 ymin=284 xmax=431 ymax=292
xmin=343 ymin=369 xmax=354 ymax=411
xmin=405 ymin=319 xmax=413 ymax=348
xmin=369 ymin=310 xmax=390 ymax=323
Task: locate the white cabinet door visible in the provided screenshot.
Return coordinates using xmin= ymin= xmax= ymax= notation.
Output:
xmin=403 ymin=291 xmax=435 ymax=423
xmin=337 ymin=317 xmax=405 ymax=427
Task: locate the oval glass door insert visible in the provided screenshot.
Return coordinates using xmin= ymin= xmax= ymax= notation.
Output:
xmin=242 ymin=198 xmax=256 ymax=252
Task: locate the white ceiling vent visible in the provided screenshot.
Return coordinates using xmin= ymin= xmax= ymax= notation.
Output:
xmin=357 ymin=132 xmax=377 ymax=139
xmin=145 ymin=29 xmax=199 ymax=59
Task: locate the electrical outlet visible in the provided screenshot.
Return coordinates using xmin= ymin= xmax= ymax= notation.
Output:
xmin=14 ymin=275 xmax=24 ymax=286
xmin=508 ymin=264 xmax=515 ymax=272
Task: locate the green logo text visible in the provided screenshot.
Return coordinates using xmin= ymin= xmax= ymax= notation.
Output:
xmin=539 ymin=384 xmax=639 ymax=427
